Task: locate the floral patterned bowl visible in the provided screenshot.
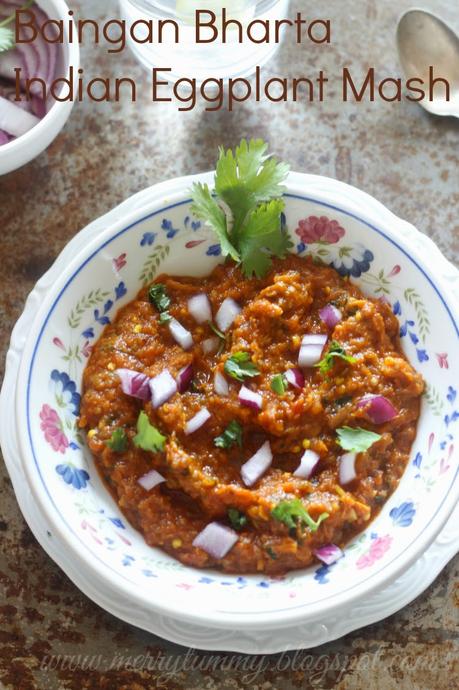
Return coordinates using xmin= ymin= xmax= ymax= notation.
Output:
xmin=2 ymin=172 xmax=459 ymax=632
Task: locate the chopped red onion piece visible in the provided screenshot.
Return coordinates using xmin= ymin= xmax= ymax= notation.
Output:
xmin=293 ymin=449 xmax=320 ymax=479
xmin=215 ymin=298 xmax=241 ymax=332
xmin=214 ymin=371 xmax=229 ymax=396
xmin=169 ymin=318 xmax=193 ymax=350
xmin=319 ymin=304 xmax=342 ymax=329
xmin=298 ymin=334 xmax=328 ymax=368
xmin=285 ymin=368 xmax=305 ymax=390
xmin=192 ymin=522 xmax=239 ymax=559
xmin=357 ymin=394 xmax=397 ymax=424
xmin=116 ymin=369 xmax=151 ymax=401
xmin=138 ymin=469 xmax=166 ymax=491
xmin=185 ymin=407 xmax=211 ymax=435
xmin=187 ymin=294 xmax=212 ymax=324
xmin=314 ymin=544 xmax=344 ymax=565
xmin=339 ymin=452 xmax=357 ymax=485
xmin=0 ymin=96 xmax=40 ymax=137
xmin=176 ymin=364 xmax=194 ymax=393
xmin=238 ymin=385 xmax=263 ymax=411
xmin=241 ymin=441 xmax=273 ymax=487
xmin=202 ymin=337 xmax=219 ymax=354
xmin=150 ymin=370 xmax=177 ymax=409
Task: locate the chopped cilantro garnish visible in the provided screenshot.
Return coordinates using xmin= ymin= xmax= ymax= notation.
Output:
xmin=224 ymin=352 xmax=260 ymax=382
xmin=190 ymin=139 xmax=291 ymax=278
xmin=106 ymin=428 xmax=128 ymax=452
xmin=228 ymin=508 xmax=247 ymax=531
xmin=148 ymin=283 xmax=171 ymax=314
xmin=271 ymin=499 xmax=329 ymax=533
xmin=315 ymin=340 xmax=356 ymax=375
xmin=271 ymin=373 xmax=287 ymax=395
xmin=209 ymin=321 xmax=227 ymax=354
xmin=266 ymin=546 xmax=278 ymax=560
xmin=336 ymin=426 xmax=381 ymax=453
xmin=133 ymin=411 xmax=166 ymax=453
xmin=209 ymin=322 xmax=225 ymax=340
xmin=214 ymin=420 xmax=243 ymax=449
xmin=159 ymin=311 xmax=172 ymax=324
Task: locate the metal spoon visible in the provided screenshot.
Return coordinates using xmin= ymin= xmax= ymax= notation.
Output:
xmin=397 ymin=9 xmax=459 ymax=117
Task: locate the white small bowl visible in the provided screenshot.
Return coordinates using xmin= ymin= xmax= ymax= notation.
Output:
xmin=1 ymin=173 xmax=459 ymax=639
xmin=0 ymin=0 xmax=79 ymax=175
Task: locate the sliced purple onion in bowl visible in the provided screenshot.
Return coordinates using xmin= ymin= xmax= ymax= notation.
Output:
xmin=187 ymin=294 xmax=212 ymax=324
xmin=285 ymin=368 xmax=305 ymax=390
xmin=0 ymin=96 xmax=40 ymax=138
xmin=138 ymin=469 xmax=166 ymax=491
xmin=192 ymin=522 xmax=239 ymax=559
xmin=314 ymin=544 xmax=344 ymax=565
xmin=241 ymin=441 xmax=273 ymax=487
xmin=150 ymin=370 xmax=177 ymax=409
xmin=214 ymin=371 xmax=229 ymax=396
xmin=319 ymin=304 xmax=342 ymax=329
xmin=293 ymin=449 xmax=320 ymax=479
xmin=116 ymin=369 xmax=151 ymax=401
xmin=339 ymin=452 xmax=357 ymax=485
xmin=298 ymin=334 xmax=328 ymax=368
xmin=185 ymin=407 xmax=211 ymax=435
xmin=215 ymin=298 xmax=241 ymax=333
xmin=357 ymin=394 xmax=397 ymax=424
xmin=238 ymin=385 xmax=263 ymax=411
xmin=176 ymin=364 xmax=194 ymax=393
xmin=169 ymin=318 xmax=193 ymax=351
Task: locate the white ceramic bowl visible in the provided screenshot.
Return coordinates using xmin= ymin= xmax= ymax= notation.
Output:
xmin=0 ymin=0 xmax=79 ymax=175
xmin=1 ymin=173 xmax=459 ymax=634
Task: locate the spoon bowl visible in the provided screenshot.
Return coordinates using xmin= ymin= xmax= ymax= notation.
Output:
xmin=397 ymin=9 xmax=459 ymax=117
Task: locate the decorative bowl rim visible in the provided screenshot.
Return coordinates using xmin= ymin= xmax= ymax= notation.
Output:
xmin=4 ymin=171 xmax=459 ymax=629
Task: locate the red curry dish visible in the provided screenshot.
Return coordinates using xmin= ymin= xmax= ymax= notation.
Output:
xmin=79 ymin=255 xmax=424 ymax=575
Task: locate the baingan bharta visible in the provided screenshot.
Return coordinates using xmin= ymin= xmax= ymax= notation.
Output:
xmin=79 ymin=140 xmax=424 ymax=575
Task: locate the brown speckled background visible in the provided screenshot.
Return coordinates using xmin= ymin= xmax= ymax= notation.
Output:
xmin=1 ymin=1 xmax=458 ymax=688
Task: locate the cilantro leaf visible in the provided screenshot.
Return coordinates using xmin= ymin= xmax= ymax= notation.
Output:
xmin=271 ymin=373 xmax=287 ymax=395
xmin=159 ymin=311 xmax=172 ymax=324
xmin=238 ymin=199 xmax=292 ymax=278
xmin=106 ymin=428 xmax=128 ymax=452
xmin=227 ymin=508 xmax=247 ymax=531
xmin=190 ymin=182 xmax=240 ymax=261
xmin=190 ymin=140 xmax=291 ymax=279
xmin=271 ymin=499 xmax=329 ymax=533
xmin=0 ymin=0 xmax=34 ymax=53
xmin=0 ymin=27 xmax=14 ymax=52
xmin=133 ymin=411 xmax=166 ymax=453
xmin=336 ymin=427 xmax=381 ymax=453
xmin=214 ymin=139 xmax=289 ymax=239
xmin=214 ymin=420 xmax=243 ymax=449
xmin=149 ymin=284 xmax=171 ymax=313
xmin=224 ymin=352 xmax=260 ymax=382
xmin=315 ymin=340 xmax=356 ymax=375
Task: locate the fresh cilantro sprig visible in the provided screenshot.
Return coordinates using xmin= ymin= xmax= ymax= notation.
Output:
xmin=316 ymin=340 xmax=356 ymax=375
xmin=191 ymin=139 xmax=291 ymax=278
xmin=228 ymin=508 xmax=247 ymax=531
xmin=214 ymin=420 xmax=243 ymax=449
xmin=272 ymin=499 xmax=329 ymax=533
xmin=0 ymin=0 xmax=34 ymax=53
xmin=224 ymin=352 xmax=260 ymax=382
xmin=106 ymin=428 xmax=128 ymax=452
xmin=336 ymin=427 xmax=381 ymax=453
xmin=133 ymin=411 xmax=166 ymax=453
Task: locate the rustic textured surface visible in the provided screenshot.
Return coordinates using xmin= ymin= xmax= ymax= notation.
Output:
xmin=1 ymin=0 xmax=458 ymax=688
